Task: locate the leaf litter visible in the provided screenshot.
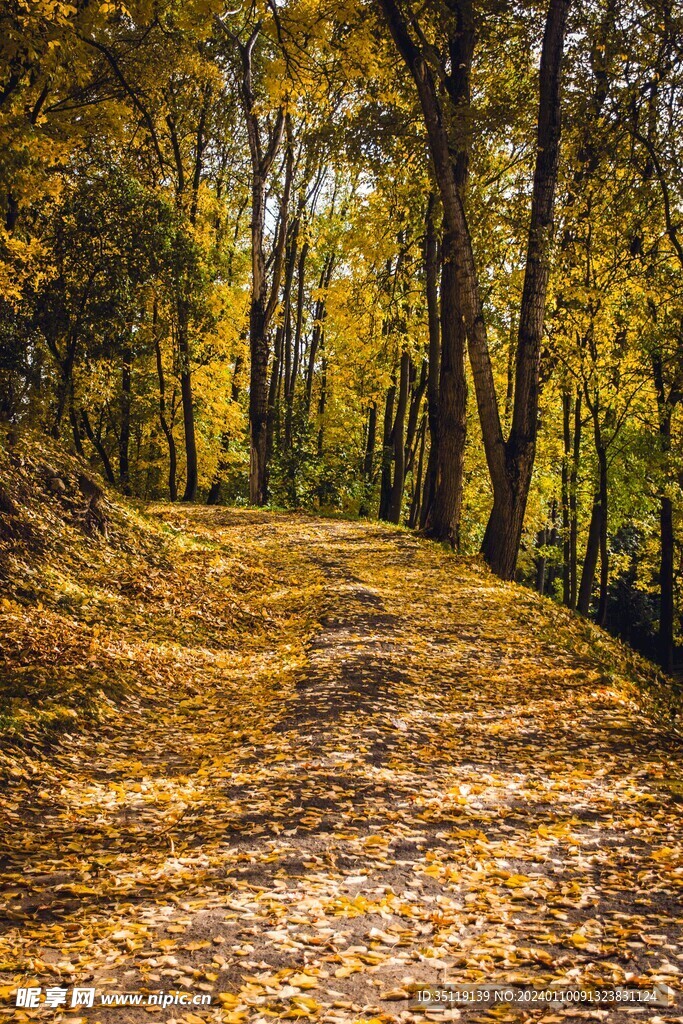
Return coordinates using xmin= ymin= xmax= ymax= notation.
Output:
xmin=1 ymin=493 xmax=683 ymax=1023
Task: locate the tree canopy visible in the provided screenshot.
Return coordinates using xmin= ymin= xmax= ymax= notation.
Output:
xmin=2 ymin=0 xmax=683 ymax=669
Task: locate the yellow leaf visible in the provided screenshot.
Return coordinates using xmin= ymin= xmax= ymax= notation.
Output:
xmin=290 ymin=973 xmax=318 ymax=989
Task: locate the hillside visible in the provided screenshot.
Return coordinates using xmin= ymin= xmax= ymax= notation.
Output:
xmin=0 ymin=428 xmax=323 ymax=748
xmin=1 ymin=432 xmax=682 ymax=1022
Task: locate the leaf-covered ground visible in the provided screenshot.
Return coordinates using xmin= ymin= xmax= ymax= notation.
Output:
xmin=1 ymin=475 xmax=683 ymax=1022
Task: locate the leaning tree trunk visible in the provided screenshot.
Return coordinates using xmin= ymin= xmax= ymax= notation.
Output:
xmin=378 ymin=0 xmax=569 ymax=579
xmin=80 ymin=409 xmax=116 ymax=484
xmin=479 ymin=0 xmax=569 ymax=577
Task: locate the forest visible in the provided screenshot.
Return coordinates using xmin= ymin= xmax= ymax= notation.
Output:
xmin=2 ymin=0 xmax=683 ymax=673
xmin=3 ymin=3 xmax=683 ymax=1020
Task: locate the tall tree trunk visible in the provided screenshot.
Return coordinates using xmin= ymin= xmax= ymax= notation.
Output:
xmin=169 ymin=89 xmax=210 ymax=503
xmin=596 ymin=441 xmax=609 ymax=626
xmin=652 ymin=351 xmax=677 ymax=672
xmin=535 ymin=527 xmax=548 ymax=595
xmin=408 ymin=416 xmax=427 ymax=529
xmin=234 ymin=27 xmax=287 ymax=505
xmin=578 ymin=495 xmax=601 ymax=616
xmin=570 ymin=392 xmax=581 ymax=608
xmin=379 ymin=384 xmax=396 ymax=521
xmin=359 ymin=403 xmax=377 ymax=517
xmin=266 ymin=323 xmax=284 ymax=472
xmin=154 ymin=311 xmax=178 ymax=502
xmin=69 ymin=386 xmax=85 ymax=457
xmin=119 ymin=343 xmax=132 ymax=495
xmin=282 ymin=220 xmax=300 ymax=394
xmin=317 ymin=353 xmax=327 ymax=459
xmin=546 ymin=501 xmax=559 ymax=594
xmin=249 ymin=290 xmax=279 ymax=503
xmin=378 ymin=0 xmax=569 ymax=578
xmin=421 ymin=193 xmax=441 ymax=527
xmin=285 ymin=240 xmax=308 ymax=451
xmin=177 ymin=301 xmax=198 ymax=501
xmin=305 ymin=255 xmax=334 ymax=415
xmin=561 ymin=393 xmax=581 ymax=610
xmin=267 ymin=218 xmax=299 ymax=469
xmin=53 ymin=335 xmax=78 ymax=438
xmin=660 ymin=494 xmax=675 ymax=673
xmin=404 ymin=359 xmax=427 ymax=477
xmin=388 ymin=350 xmax=410 ymax=524
xmin=561 ymin=393 xmax=571 ymax=605
xmin=232 ymin=352 xmax=243 ymax=402
xmin=479 ymin=0 xmax=569 ymax=577
xmin=423 ymin=231 xmax=467 ymax=546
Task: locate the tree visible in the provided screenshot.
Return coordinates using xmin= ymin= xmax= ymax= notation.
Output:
xmin=377 ymin=0 xmax=570 ymax=578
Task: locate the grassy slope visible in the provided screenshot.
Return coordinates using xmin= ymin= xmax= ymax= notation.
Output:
xmin=0 ymin=429 xmax=325 ymax=753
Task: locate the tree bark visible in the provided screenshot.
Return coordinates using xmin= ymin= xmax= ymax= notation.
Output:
xmin=235 ymin=26 xmax=286 ymax=505
xmin=596 ymin=440 xmax=609 ymax=626
xmin=570 ymin=391 xmax=581 ymax=608
xmin=659 ymin=494 xmax=675 ymax=673
xmin=81 ymin=409 xmax=116 ymax=484
xmin=480 ymin=0 xmax=569 ymax=577
xmin=285 ymin=240 xmax=308 ymax=451
xmin=177 ymin=300 xmax=198 ymax=501
xmin=379 ymin=383 xmax=396 ymax=521
xmin=359 ymin=403 xmax=377 ymax=517
xmin=421 ymin=193 xmax=441 ymax=527
xmin=423 ymin=231 xmax=467 ymax=546
xmin=578 ymin=494 xmax=602 ymax=617
xmin=266 ymin=323 xmax=284 ymax=472
xmin=652 ymin=350 xmax=678 ymax=672
xmin=388 ymin=350 xmax=410 ymax=523
xmin=404 ymin=359 xmax=427 ymax=477
xmin=561 ymin=393 xmax=571 ymax=605
xmin=119 ymin=343 xmax=132 ymax=495
xmin=408 ymin=416 xmax=427 ymax=529
xmin=305 ymin=255 xmax=334 ymax=415
xmin=378 ymin=0 xmax=569 ymax=578
xmin=154 ymin=313 xmax=178 ymax=502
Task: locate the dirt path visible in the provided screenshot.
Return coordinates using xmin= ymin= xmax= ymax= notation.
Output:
xmin=1 ymin=509 xmax=682 ymax=1024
